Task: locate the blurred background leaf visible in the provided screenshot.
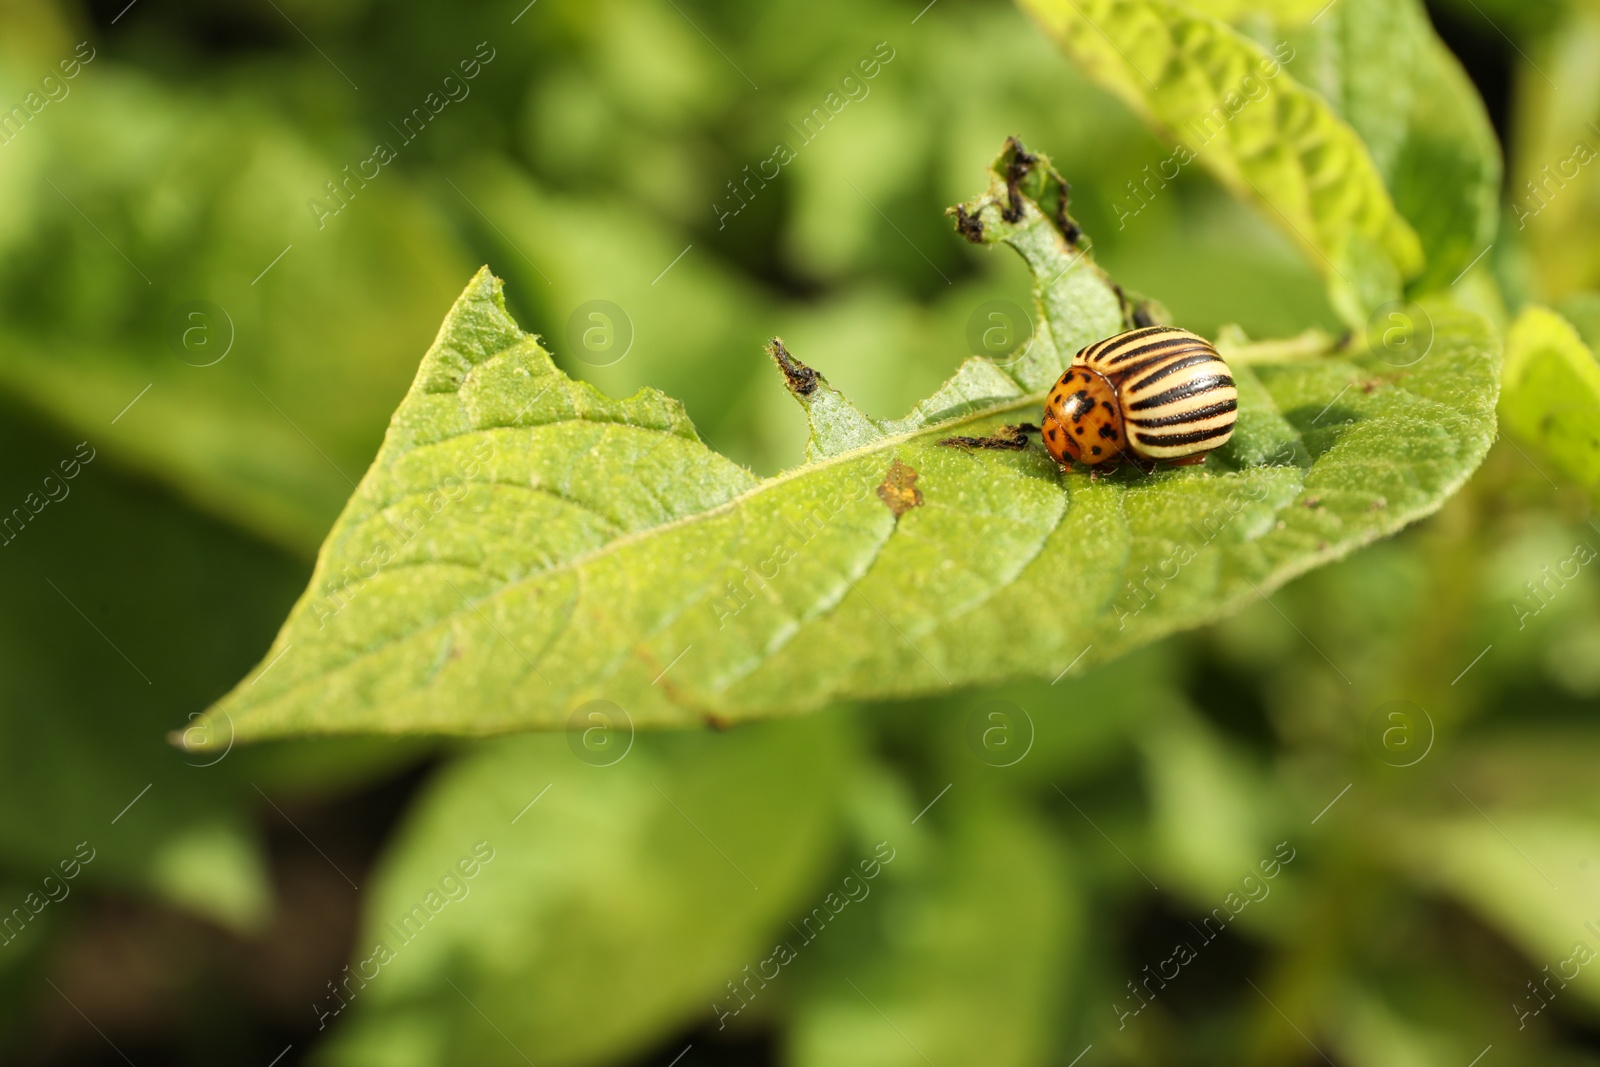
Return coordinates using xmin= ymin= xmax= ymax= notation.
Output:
xmin=1501 ymin=305 xmax=1600 ymax=502
xmin=1016 ymin=0 xmax=1425 ymax=325
xmin=319 ymin=716 xmax=854 ymax=1067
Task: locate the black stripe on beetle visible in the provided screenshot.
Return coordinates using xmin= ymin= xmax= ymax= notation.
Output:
xmin=1126 ymin=351 xmax=1221 ymax=391
xmin=1126 ymin=374 xmax=1236 ymax=412
xmin=1097 ymin=338 xmax=1199 ymax=370
xmin=1135 ymin=423 xmax=1236 ymax=448
xmin=1128 ymin=398 xmax=1238 ymax=429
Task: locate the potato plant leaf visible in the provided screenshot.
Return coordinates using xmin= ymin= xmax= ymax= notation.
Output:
xmin=193 ymin=143 xmax=1499 ymax=745
xmin=1260 ymin=0 xmax=1502 ymax=293
xmin=317 ymin=717 xmax=853 ymax=1067
xmin=1501 ymin=306 xmax=1600 ymax=501
xmin=1014 ymin=0 xmax=1423 ymax=325
xmin=1182 ymin=0 xmax=1327 ymax=18
xmin=786 ymin=790 xmax=1074 ymax=1067
xmin=0 ymin=70 xmax=475 ymax=553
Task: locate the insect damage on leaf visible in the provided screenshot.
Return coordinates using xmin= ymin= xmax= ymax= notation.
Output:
xmin=953 ymin=204 xmax=985 ymax=243
xmin=876 ymin=459 xmax=925 ymax=517
xmin=937 ymin=424 xmax=1038 ymax=452
xmin=992 ymin=135 xmax=1080 ymax=244
xmin=768 ymin=337 xmax=819 ymax=396
xmin=1002 ymin=137 xmax=1036 ymax=223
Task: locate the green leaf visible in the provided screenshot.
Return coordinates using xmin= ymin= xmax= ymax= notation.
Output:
xmin=0 ymin=69 xmax=475 ymax=553
xmin=785 ymin=791 xmax=1075 ymax=1067
xmin=317 ymin=715 xmax=852 ymax=1067
xmin=1501 ymin=306 xmax=1600 ymax=500
xmin=1392 ymin=809 xmax=1600 ymax=1013
xmin=193 ymin=143 xmax=1499 ymax=744
xmin=1014 ymin=0 xmax=1423 ymax=324
xmin=0 ymin=395 xmax=425 ymax=932
xmin=1141 ymin=706 xmax=1270 ymax=900
xmin=439 ymin=159 xmax=792 ymax=471
xmin=1181 ymin=0 xmax=1328 ymax=19
xmin=1554 ymin=292 xmax=1600 ymax=354
xmin=1268 ymin=0 xmax=1503 ymax=292
xmin=0 ymin=401 xmax=289 ymax=931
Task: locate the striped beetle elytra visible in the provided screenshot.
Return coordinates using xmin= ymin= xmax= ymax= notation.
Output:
xmin=1040 ymin=326 xmax=1237 ymax=469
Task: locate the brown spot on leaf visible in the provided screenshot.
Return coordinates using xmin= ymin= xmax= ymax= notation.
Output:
xmin=1002 ymin=136 xmax=1036 ymax=223
xmin=1301 ymin=495 xmax=1323 ymax=509
xmin=953 ymin=204 xmax=985 ymax=243
xmin=877 ymin=459 xmax=925 ymax=518
xmin=1056 ymin=198 xmax=1080 ymax=245
xmin=767 ymin=337 xmax=818 ymax=396
xmin=938 ymin=423 xmax=1035 ymax=452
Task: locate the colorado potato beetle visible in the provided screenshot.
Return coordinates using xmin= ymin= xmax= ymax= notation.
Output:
xmin=1040 ymin=326 xmax=1236 ymax=468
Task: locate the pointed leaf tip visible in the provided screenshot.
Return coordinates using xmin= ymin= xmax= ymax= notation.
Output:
xmin=767 ymin=337 xmax=887 ymax=460
xmin=767 ymin=337 xmax=820 ymax=397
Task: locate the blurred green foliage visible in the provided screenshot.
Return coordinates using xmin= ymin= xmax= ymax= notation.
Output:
xmin=2 ymin=0 xmax=1600 ymax=1065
